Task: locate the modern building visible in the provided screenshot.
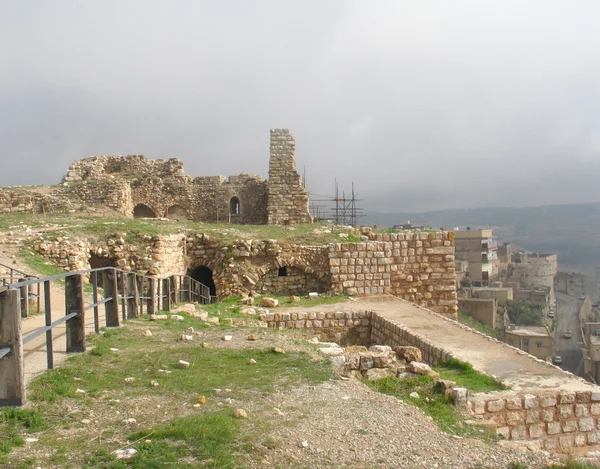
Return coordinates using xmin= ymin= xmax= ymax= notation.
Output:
xmin=504 ymin=327 xmax=554 ymax=360
xmin=454 ymin=229 xmax=499 ymax=286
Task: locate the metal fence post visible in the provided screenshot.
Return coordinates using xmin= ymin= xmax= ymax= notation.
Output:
xmin=44 ymin=281 xmax=54 ymax=370
xmin=138 ymin=276 xmax=145 ymax=317
xmin=127 ymin=273 xmax=139 ymax=319
xmin=0 ymin=289 xmax=25 ymax=406
xmin=19 ymin=279 xmax=29 ymax=318
xmin=162 ymin=278 xmax=171 ymax=312
xmin=103 ymin=270 xmax=120 ymax=327
xmin=92 ymin=271 xmax=100 ymax=333
xmin=148 ymin=278 xmax=156 ymax=315
xmin=65 ymin=274 xmax=85 ymax=353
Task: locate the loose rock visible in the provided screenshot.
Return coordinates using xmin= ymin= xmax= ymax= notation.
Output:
xmin=260 ymin=297 xmax=279 ymax=308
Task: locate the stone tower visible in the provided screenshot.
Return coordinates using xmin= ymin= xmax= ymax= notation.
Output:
xmin=266 ymin=129 xmax=311 ymax=225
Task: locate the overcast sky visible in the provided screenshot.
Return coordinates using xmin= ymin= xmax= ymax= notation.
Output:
xmin=2 ymin=1 xmax=600 ymax=212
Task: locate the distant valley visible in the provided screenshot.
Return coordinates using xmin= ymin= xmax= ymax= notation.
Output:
xmin=365 ymin=202 xmax=600 ymax=288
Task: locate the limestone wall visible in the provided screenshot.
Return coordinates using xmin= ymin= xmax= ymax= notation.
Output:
xmin=469 ymin=390 xmax=600 ymax=451
xmin=186 ymin=237 xmax=330 ymax=297
xmin=261 ymin=309 xmax=372 ymax=345
xmin=508 ymin=254 xmax=558 ymax=306
xmin=266 ymin=129 xmax=311 ymax=225
xmin=3 ymin=129 xmax=311 ymax=225
xmin=0 ymin=188 xmax=76 ymax=214
xmin=329 ymin=231 xmax=457 ymax=317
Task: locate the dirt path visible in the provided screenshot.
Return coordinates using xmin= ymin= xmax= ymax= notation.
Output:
xmin=0 ymin=240 xmax=108 ymax=387
xmin=284 ymin=296 xmax=596 ymax=392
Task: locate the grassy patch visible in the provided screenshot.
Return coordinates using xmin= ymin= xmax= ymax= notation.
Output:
xmin=28 ymin=325 xmax=332 ymax=404
xmin=458 ymin=311 xmax=498 ymax=338
xmin=0 ymin=408 xmax=46 ymax=463
xmin=365 ymin=376 xmax=495 ymax=439
xmin=18 ymin=248 xmax=66 ymax=279
xmin=7 ymin=318 xmax=333 ymax=468
xmin=0 ymin=213 xmax=364 ymax=247
xmin=435 ymin=358 xmax=508 ymax=392
xmin=83 ymin=413 xmax=239 ymax=468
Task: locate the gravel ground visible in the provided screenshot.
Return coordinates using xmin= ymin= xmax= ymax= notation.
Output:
xmin=241 ymin=378 xmax=562 ymax=469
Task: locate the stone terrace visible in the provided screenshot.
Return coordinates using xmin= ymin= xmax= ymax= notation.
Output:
xmin=279 ymin=296 xmax=593 ymax=392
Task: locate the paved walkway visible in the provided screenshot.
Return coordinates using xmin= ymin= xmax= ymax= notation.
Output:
xmin=285 ymin=296 xmax=597 ymax=392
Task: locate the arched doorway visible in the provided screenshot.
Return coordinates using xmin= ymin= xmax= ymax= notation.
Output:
xmin=166 ymin=205 xmax=188 ymax=221
xmin=229 ymin=197 xmax=240 ymax=215
xmin=133 ymin=204 xmax=157 ymax=218
xmin=189 ymin=266 xmax=216 ymax=298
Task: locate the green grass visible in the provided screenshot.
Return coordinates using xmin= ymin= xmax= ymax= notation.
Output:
xmin=365 ymin=375 xmax=495 ymax=439
xmin=18 ymin=249 xmax=66 ymax=279
xmin=84 ymin=413 xmax=239 ymax=468
xmin=29 ymin=326 xmax=332 ymax=403
xmin=0 ymin=213 xmax=364 ymax=246
xmin=434 ymin=358 xmax=509 ymax=392
xmin=365 ymin=358 xmax=506 ymax=440
xmin=199 ymin=294 xmax=350 ymax=322
xmin=458 ymin=311 xmax=498 ymax=338
xmin=0 ymin=408 xmax=46 ymax=462
xmin=2 ymin=317 xmax=333 ymax=468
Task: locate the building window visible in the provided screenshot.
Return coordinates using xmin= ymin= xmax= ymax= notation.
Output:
xmin=537 ymin=342 xmax=542 ymax=348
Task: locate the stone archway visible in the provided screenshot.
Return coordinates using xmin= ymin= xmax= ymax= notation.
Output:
xmin=189 ymin=265 xmax=216 ymax=297
xmin=166 ymin=205 xmax=188 ymax=221
xmin=133 ymin=204 xmax=157 ymax=218
xmin=229 ymin=196 xmax=241 ymax=215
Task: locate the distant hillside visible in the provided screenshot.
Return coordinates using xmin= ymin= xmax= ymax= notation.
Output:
xmin=365 ymin=202 xmax=600 ymax=273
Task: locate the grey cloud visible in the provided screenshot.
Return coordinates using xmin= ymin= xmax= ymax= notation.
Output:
xmin=2 ymin=0 xmax=600 ymax=212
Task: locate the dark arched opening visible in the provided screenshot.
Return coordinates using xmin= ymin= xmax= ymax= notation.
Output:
xmin=190 ymin=266 xmax=216 ymax=297
xmin=133 ymin=204 xmax=157 ymax=218
xmin=278 ymin=266 xmax=287 ymax=277
xmin=229 ymin=197 xmax=240 ymax=215
xmin=166 ymin=205 xmax=188 ymax=221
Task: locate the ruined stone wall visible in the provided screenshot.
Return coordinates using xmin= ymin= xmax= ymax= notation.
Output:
xmin=266 ymin=129 xmax=311 ymax=225
xmin=261 ymin=309 xmax=372 ymax=345
xmin=61 ymin=180 xmax=133 ymax=216
xmin=469 ymin=390 xmax=600 ymax=451
xmin=0 ymin=188 xmax=76 ymax=214
xmin=63 ymin=155 xmax=190 ymax=184
xmin=255 ymin=266 xmax=327 ymax=295
xmin=186 ymin=237 xmax=330 ymax=297
xmin=131 ymin=174 xmax=268 ymax=223
xmin=34 ymin=233 xmax=186 ymax=277
xmin=508 ymin=254 xmax=557 ymax=293
xmin=329 ymin=231 xmax=457 ymax=317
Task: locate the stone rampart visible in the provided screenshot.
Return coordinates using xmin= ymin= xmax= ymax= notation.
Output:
xmin=2 ymin=129 xmax=311 ymax=225
xmin=329 ymin=231 xmax=457 ymax=317
xmin=263 ymin=303 xmax=600 ymax=450
xmin=469 ymin=390 xmax=600 ymax=450
xmin=262 ymin=309 xmax=372 ymax=345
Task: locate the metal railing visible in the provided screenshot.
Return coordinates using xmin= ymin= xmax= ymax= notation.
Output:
xmin=0 ymin=263 xmax=41 ymax=315
xmin=0 ymin=266 xmax=215 ymax=407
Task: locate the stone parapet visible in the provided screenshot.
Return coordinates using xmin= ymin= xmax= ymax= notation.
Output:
xmin=328 ymin=231 xmax=458 ymax=316
xmin=469 ymin=390 xmax=600 ymax=450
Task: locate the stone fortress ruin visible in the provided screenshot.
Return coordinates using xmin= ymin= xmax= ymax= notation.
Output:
xmin=57 ymin=129 xmax=309 ymax=224
xmin=0 ymin=128 xmax=458 ymax=316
